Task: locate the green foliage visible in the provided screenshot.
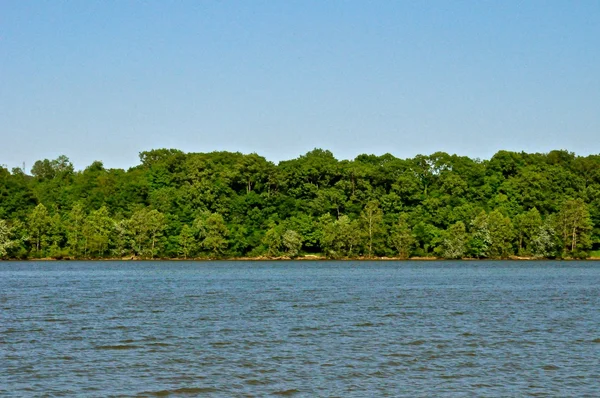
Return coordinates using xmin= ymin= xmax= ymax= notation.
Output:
xmin=262 ymin=224 xmax=303 ymax=257
xmin=513 ymin=207 xmax=543 ymax=255
xmin=27 ymin=203 xmax=51 ymax=256
xmin=282 ymin=230 xmax=303 ymax=257
xmin=263 ymin=223 xmax=283 ymax=257
xmin=320 ymin=215 xmax=361 ymax=258
xmin=112 ymin=219 xmax=131 ymax=258
xmin=360 ymin=200 xmax=384 ymax=257
xmin=1 ymin=149 xmax=599 ymax=259
xmin=84 ymin=206 xmax=113 ymax=256
xmin=65 ymin=202 xmax=86 ymax=256
xmin=195 ymin=212 xmax=229 ymax=257
xmin=530 ymin=217 xmax=558 ymax=258
xmin=177 ymin=224 xmax=197 ymax=259
xmin=440 ymin=222 xmax=468 ymax=259
xmin=556 ymin=198 xmax=593 ymax=257
xmin=413 ymin=222 xmax=442 ymax=256
xmin=31 ymin=155 xmax=74 ymax=181
xmin=0 ymin=219 xmax=16 ymax=258
xmin=389 ymin=213 xmax=415 ymax=259
xmin=589 ymin=250 xmax=600 ymax=258
xmin=468 ymin=210 xmax=514 ymax=258
xmin=487 ymin=210 xmax=514 ymax=258
xmin=129 ymin=208 xmax=167 ymax=258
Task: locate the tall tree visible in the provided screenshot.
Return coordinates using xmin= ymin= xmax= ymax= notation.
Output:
xmin=129 ymin=208 xmax=166 ymax=258
xmin=84 ymin=206 xmax=113 ymax=256
xmin=0 ymin=219 xmax=16 ymax=258
xmin=531 ymin=217 xmax=558 ymax=258
xmin=282 ymin=229 xmax=302 ymax=258
xmin=47 ymin=212 xmax=65 ymax=258
xmin=360 ymin=200 xmax=384 ymax=257
xmin=513 ymin=207 xmax=543 ymax=255
xmin=65 ymin=202 xmax=87 ymax=257
xmin=112 ymin=219 xmax=132 ymax=258
xmin=487 ymin=210 xmax=514 ymax=258
xmin=27 ymin=204 xmax=51 ymax=256
xmin=263 ymin=223 xmax=283 ymax=257
xmin=320 ymin=214 xmax=361 ymax=258
xmin=440 ymin=221 xmax=468 ymax=259
xmin=195 ymin=212 xmax=229 ymax=257
xmin=469 ymin=210 xmax=514 ymax=258
xmin=389 ymin=213 xmax=415 ymax=259
xmin=177 ymin=224 xmax=197 ymax=259
xmin=556 ymin=199 xmax=593 ymax=256
xmin=146 ymin=209 xmax=167 ymax=258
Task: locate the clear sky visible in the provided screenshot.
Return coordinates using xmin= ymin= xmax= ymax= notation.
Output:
xmin=1 ymin=1 xmax=599 ymax=171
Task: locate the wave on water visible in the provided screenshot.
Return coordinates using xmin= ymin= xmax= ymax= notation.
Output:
xmin=271 ymin=388 xmax=301 ymax=396
xmin=95 ymin=345 xmax=140 ymax=350
xmin=140 ymin=387 xmax=219 ymax=396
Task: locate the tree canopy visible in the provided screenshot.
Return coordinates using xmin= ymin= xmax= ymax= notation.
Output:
xmin=0 ymin=149 xmax=599 ymax=260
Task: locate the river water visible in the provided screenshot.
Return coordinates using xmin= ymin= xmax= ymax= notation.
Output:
xmin=1 ymin=261 xmax=599 ymax=396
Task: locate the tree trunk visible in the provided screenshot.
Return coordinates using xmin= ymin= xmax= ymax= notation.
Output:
xmin=151 ymin=235 xmax=156 ymax=258
xmin=519 ymin=233 xmax=523 ymax=252
xmin=368 ymin=217 xmax=373 ymax=258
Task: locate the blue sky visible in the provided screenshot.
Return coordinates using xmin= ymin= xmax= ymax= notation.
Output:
xmin=1 ymin=1 xmax=599 ymax=170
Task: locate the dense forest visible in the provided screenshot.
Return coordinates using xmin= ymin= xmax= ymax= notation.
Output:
xmin=1 ymin=148 xmax=599 ymax=260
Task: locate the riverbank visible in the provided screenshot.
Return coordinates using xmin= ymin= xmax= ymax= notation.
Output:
xmin=3 ymin=255 xmax=600 ymax=261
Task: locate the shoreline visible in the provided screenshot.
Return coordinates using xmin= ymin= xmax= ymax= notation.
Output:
xmin=2 ymin=255 xmax=600 ymax=262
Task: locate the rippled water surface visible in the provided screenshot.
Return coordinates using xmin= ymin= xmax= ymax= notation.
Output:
xmin=1 ymin=261 xmax=600 ymax=396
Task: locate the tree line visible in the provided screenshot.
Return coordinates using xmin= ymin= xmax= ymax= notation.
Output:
xmin=1 ymin=148 xmax=599 ymax=260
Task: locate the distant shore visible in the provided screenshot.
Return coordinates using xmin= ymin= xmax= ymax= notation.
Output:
xmin=3 ymin=255 xmax=600 ymax=261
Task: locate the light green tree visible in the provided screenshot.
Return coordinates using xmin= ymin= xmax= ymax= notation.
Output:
xmin=47 ymin=213 xmax=65 ymax=258
xmin=556 ymin=199 xmax=593 ymax=256
xmin=468 ymin=211 xmax=491 ymax=258
xmin=177 ymin=224 xmax=197 ymax=259
xmin=65 ymin=203 xmax=86 ymax=257
xmin=84 ymin=206 xmax=113 ymax=256
xmin=531 ymin=217 xmax=557 ymax=258
xmin=146 ymin=209 xmax=167 ymax=258
xmin=487 ymin=210 xmax=514 ymax=258
xmin=469 ymin=210 xmax=514 ymax=258
xmin=389 ymin=213 xmax=415 ymax=259
xmin=196 ymin=212 xmax=229 ymax=257
xmin=112 ymin=219 xmax=132 ymax=257
xmin=282 ymin=229 xmax=302 ymax=257
xmin=513 ymin=207 xmax=543 ymax=255
xmin=27 ymin=203 xmax=52 ymax=256
xmin=130 ymin=208 xmax=166 ymax=258
xmin=262 ymin=223 xmax=283 ymax=257
xmin=0 ymin=219 xmax=16 ymax=258
xmin=440 ymin=221 xmax=468 ymax=259
xmin=261 ymin=225 xmax=303 ymax=258
xmin=360 ymin=200 xmax=384 ymax=257
xmin=320 ymin=215 xmax=361 ymax=258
